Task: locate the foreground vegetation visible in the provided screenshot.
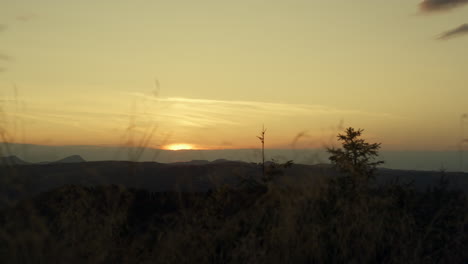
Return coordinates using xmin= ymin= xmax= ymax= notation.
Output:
xmin=0 ymin=128 xmax=467 ymax=263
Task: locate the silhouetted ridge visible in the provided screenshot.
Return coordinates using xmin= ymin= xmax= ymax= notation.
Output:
xmin=52 ymin=155 xmax=86 ymax=164
xmin=0 ymin=155 xmax=30 ymax=166
xmin=172 ymin=160 xmax=210 ymax=165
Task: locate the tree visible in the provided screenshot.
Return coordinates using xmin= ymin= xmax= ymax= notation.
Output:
xmin=327 ymin=127 xmax=384 ymax=185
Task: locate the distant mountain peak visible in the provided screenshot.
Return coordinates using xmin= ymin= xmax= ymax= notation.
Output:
xmin=54 ymin=155 xmax=86 ymax=164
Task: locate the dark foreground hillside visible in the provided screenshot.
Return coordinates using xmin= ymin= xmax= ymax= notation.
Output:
xmin=1 ymin=160 xmax=468 ymax=208
xmin=0 ymin=164 xmax=467 ymax=263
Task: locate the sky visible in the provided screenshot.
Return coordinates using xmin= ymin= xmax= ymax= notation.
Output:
xmin=1 ymin=0 xmax=468 ymax=153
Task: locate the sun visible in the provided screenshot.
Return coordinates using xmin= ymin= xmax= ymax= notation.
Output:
xmin=164 ymin=143 xmax=195 ymax=151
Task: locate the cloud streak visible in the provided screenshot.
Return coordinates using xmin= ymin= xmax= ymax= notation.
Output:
xmin=420 ymin=0 xmax=468 ymax=12
xmin=1 ymin=92 xmax=402 ymax=148
xmin=438 ymin=23 xmax=468 ymax=39
xmin=158 ymin=97 xmax=399 ymax=119
xmin=124 ymin=94 xmax=400 ymax=130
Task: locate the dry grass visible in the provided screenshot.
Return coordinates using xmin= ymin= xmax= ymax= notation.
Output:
xmin=0 ymin=167 xmax=466 ymax=263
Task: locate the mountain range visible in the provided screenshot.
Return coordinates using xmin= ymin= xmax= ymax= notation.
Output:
xmin=0 ymin=155 xmax=86 ymax=166
xmin=1 ymin=159 xmax=467 ymax=209
xmin=2 ymin=142 xmax=468 ymax=171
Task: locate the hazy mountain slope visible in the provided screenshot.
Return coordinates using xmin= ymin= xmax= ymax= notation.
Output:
xmin=50 ymin=155 xmax=86 ymax=164
xmin=0 ymin=155 xmax=30 ymax=166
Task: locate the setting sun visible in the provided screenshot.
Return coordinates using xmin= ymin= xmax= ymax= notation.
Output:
xmin=164 ymin=143 xmax=195 ymax=151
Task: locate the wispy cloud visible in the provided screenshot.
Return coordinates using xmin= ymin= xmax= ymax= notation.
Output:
xmin=159 ymin=97 xmax=398 ymax=118
xmin=125 ymin=94 xmax=400 ymax=129
xmin=420 ymin=0 xmax=468 ymax=12
xmin=1 ymin=92 xmax=402 ymax=148
xmin=438 ymin=23 xmax=468 ymax=39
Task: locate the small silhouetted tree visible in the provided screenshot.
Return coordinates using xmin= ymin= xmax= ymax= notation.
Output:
xmin=327 ymin=127 xmax=384 ymax=188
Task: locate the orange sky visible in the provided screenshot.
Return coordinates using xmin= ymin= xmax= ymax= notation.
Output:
xmin=1 ymin=1 xmax=468 ymax=151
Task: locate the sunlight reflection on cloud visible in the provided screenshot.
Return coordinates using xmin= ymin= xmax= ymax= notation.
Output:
xmin=0 ymin=92 xmax=401 ymax=148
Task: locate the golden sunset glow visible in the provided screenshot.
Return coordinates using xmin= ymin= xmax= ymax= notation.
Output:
xmin=164 ymin=144 xmax=195 ymax=151
xmin=0 ymin=1 xmax=467 ymax=153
